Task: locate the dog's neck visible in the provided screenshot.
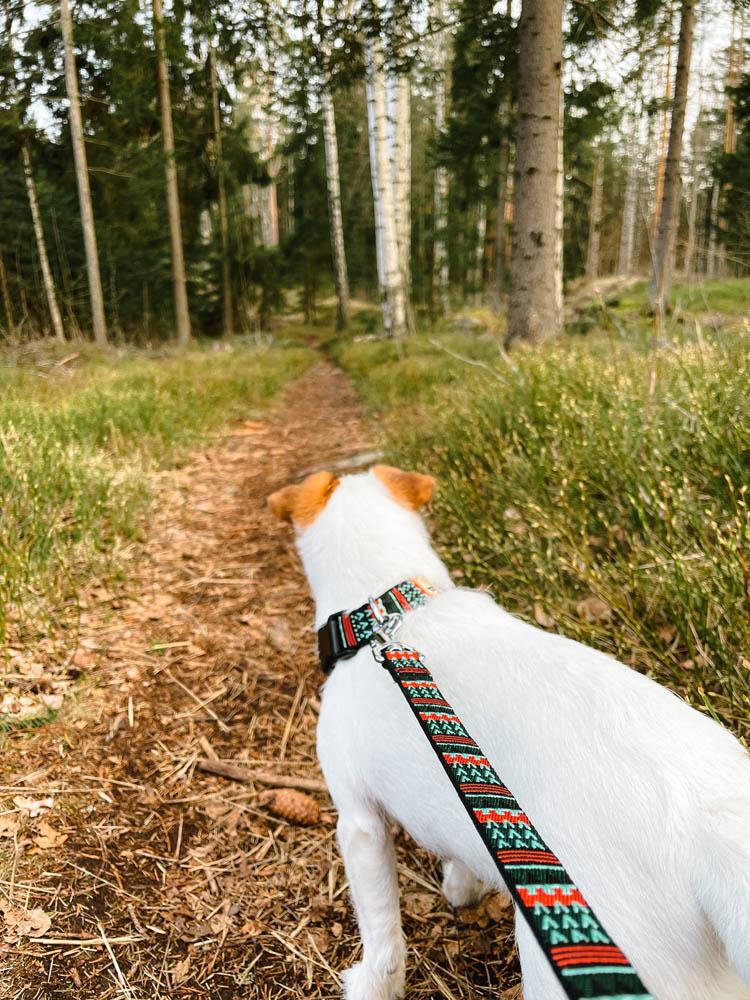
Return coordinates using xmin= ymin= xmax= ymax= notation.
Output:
xmin=296 ymin=510 xmax=453 ymax=628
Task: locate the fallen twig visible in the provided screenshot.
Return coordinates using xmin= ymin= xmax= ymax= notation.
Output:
xmin=195 ymin=758 xmax=328 ymax=793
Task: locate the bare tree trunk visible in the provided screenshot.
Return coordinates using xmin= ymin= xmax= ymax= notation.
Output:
xmin=365 ymin=34 xmax=407 ymax=338
xmin=474 ymin=191 xmax=487 ymax=302
xmin=392 ymin=75 xmax=412 ymax=296
xmin=707 ymin=180 xmax=720 ymax=277
xmin=649 ymin=0 xmax=695 ymax=313
xmin=554 ymin=88 xmax=564 ymax=325
xmin=586 ymin=148 xmax=604 ymax=280
xmin=432 ymin=0 xmax=450 ymax=316
xmin=507 ymin=0 xmax=563 ymax=345
xmin=60 ymin=0 xmax=107 ymax=346
xmin=21 ymin=144 xmax=65 ymax=342
xmin=321 ymin=90 xmax=350 ymax=330
xmin=0 ymin=254 xmax=15 ymax=338
xmin=153 ymin=0 xmax=191 ymax=345
xmin=493 ymin=131 xmax=511 ymax=309
xmin=618 ymin=128 xmax=639 ymax=275
xmin=683 ymin=174 xmax=699 ymax=276
xmin=209 ymin=46 xmax=233 ymax=337
xmin=261 ymin=113 xmax=280 ymax=249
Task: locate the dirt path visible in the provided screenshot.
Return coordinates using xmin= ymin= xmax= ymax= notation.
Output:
xmin=1 ymin=363 xmax=518 ymax=999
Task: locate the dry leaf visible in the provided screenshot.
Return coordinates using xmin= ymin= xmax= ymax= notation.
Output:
xmin=533 ymin=603 xmax=555 ymax=629
xmin=1 ymin=903 xmax=52 ymax=943
xmin=0 ymin=815 xmax=20 ymax=838
xmin=170 ymin=955 xmax=191 ymax=985
xmin=576 ymin=595 xmax=613 ymax=624
xmin=33 ymin=821 xmax=67 ymax=850
xmin=12 ymin=795 xmax=54 ymax=818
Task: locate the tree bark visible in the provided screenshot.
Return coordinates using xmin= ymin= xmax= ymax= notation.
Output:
xmin=209 ymin=47 xmax=233 ymax=337
xmin=586 ymin=148 xmax=604 ymax=280
xmin=153 ymin=0 xmax=191 ymax=345
xmin=432 ymin=0 xmax=450 ymax=316
xmin=493 ymin=131 xmax=511 ymax=308
xmin=507 ymin=0 xmax=563 ymax=345
xmin=60 ymin=0 xmax=107 ymax=346
xmin=321 ymin=89 xmax=350 ymax=330
xmin=474 ymin=191 xmax=487 ymax=301
xmin=365 ymin=34 xmax=407 ymax=338
xmin=618 ymin=122 xmax=639 ymax=275
xmin=392 ymin=75 xmax=412 ymax=297
xmin=650 ymin=0 xmax=695 ymax=312
xmin=0 ymin=254 xmax=15 ymax=338
xmin=22 ymin=145 xmax=65 ymax=341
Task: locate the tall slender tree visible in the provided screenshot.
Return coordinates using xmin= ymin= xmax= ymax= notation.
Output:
xmin=507 ymin=0 xmax=563 ymax=344
xmin=21 ymin=144 xmax=65 ymax=342
xmin=153 ymin=0 xmax=191 ymax=345
xmin=365 ymin=29 xmax=407 ymax=338
xmin=586 ymin=146 xmax=604 ymax=279
xmin=650 ymin=0 xmax=695 ymax=312
xmin=60 ymin=0 xmax=107 ymax=346
xmin=432 ymin=0 xmax=450 ymax=315
xmin=209 ymin=45 xmax=233 ymax=337
xmin=321 ymin=89 xmax=351 ymax=329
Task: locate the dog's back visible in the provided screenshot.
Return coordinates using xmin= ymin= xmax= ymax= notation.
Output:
xmin=319 ymin=585 xmax=750 ymax=999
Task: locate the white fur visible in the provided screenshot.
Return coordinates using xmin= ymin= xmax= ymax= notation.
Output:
xmin=294 ymin=470 xmax=750 ymax=1000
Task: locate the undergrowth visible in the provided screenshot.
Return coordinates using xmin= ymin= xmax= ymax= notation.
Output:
xmin=331 ymin=282 xmax=750 ymax=743
xmin=0 ymin=340 xmax=315 ymax=647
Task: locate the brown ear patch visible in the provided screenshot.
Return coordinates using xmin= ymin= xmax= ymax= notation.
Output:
xmin=373 ymin=465 xmax=435 ymax=511
xmin=267 ymin=471 xmax=340 ymax=527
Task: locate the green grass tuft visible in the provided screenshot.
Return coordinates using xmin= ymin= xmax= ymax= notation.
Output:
xmin=333 ymin=288 xmax=750 ymax=743
xmin=0 ymin=340 xmax=315 ymax=647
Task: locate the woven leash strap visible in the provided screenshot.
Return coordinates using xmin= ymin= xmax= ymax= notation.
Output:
xmin=319 ymin=581 xmax=653 ymax=1000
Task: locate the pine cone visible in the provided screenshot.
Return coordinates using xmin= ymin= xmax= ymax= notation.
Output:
xmin=260 ymin=788 xmax=320 ymax=826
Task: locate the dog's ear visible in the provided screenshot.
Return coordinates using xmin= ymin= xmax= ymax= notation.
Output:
xmin=267 ymin=471 xmax=339 ymax=526
xmin=373 ymin=465 xmax=435 ymax=511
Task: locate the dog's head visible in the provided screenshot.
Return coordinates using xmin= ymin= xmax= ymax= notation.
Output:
xmin=267 ymin=465 xmax=434 ymax=531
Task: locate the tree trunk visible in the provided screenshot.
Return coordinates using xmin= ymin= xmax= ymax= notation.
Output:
xmin=153 ymin=0 xmax=191 ymax=345
xmin=0 ymin=254 xmax=15 ymax=338
xmin=22 ymin=144 xmax=65 ymax=342
xmin=60 ymin=0 xmax=107 ymax=346
xmin=707 ymin=180 xmax=720 ymax=277
xmin=586 ymin=148 xmax=604 ymax=280
xmin=432 ymin=0 xmax=450 ymax=316
xmin=321 ymin=89 xmax=351 ymax=330
xmin=649 ymin=0 xmax=695 ymax=313
xmin=209 ymin=47 xmax=233 ymax=337
xmin=493 ymin=131 xmax=511 ymax=309
xmin=507 ymin=0 xmax=563 ymax=345
xmin=365 ymin=34 xmax=407 ymax=338
xmin=392 ymin=75 xmax=412 ymax=297
xmin=618 ymin=131 xmax=639 ymax=275
xmin=474 ymin=191 xmax=487 ymax=302
xmin=683 ymin=174 xmax=699 ymax=276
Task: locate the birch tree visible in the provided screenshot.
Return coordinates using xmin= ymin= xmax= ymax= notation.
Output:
xmin=209 ymin=46 xmax=233 ymax=337
xmin=60 ymin=0 xmax=107 ymax=346
xmin=21 ymin=144 xmax=65 ymax=342
xmin=507 ymin=0 xmax=563 ymax=345
xmin=586 ymin=147 xmax=604 ymax=280
xmin=649 ymin=0 xmax=695 ymax=313
xmin=365 ymin=31 xmax=407 ymax=338
xmin=153 ymin=0 xmax=191 ymax=345
xmin=618 ymin=111 xmax=640 ymax=274
xmin=432 ymin=0 xmax=449 ymax=315
xmin=321 ymin=89 xmax=350 ymax=329
xmin=392 ymin=75 xmax=412 ymax=297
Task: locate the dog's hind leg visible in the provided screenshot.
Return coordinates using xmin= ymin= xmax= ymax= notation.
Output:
xmin=337 ymin=808 xmax=406 ymax=1000
xmin=441 ymin=859 xmax=490 ymax=908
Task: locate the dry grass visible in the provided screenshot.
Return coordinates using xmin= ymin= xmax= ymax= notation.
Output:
xmin=0 ymin=364 xmax=519 ymax=999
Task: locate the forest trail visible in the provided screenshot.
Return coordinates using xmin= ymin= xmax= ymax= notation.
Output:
xmin=2 ymin=362 xmax=517 ymax=1000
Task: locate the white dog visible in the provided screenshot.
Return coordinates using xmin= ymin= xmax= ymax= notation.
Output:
xmin=268 ymin=465 xmax=750 ymax=1000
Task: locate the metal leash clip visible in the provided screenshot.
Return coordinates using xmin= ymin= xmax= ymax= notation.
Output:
xmin=368 ymin=598 xmax=407 ymax=664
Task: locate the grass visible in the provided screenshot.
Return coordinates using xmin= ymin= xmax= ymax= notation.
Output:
xmin=0 ymin=339 xmax=315 ymax=649
xmin=330 ymin=278 xmax=750 ymax=743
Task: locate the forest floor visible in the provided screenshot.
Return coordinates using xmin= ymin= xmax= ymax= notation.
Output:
xmin=1 ymin=361 xmax=519 ymax=999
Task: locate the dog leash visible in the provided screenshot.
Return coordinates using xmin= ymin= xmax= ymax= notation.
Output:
xmin=318 ymin=579 xmax=653 ymax=1000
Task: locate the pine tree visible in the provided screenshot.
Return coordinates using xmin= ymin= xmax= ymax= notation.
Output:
xmin=507 ymin=0 xmax=563 ymax=344
xmin=60 ymin=0 xmax=107 ymax=345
